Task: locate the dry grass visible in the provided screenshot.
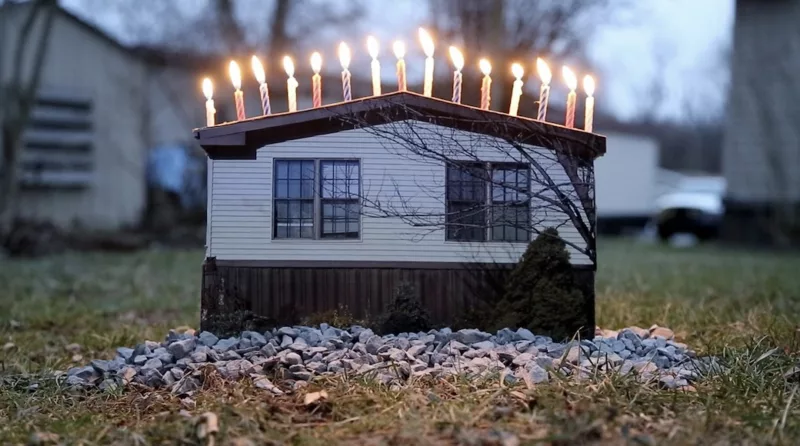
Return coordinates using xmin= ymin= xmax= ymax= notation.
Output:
xmin=1 ymin=240 xmax=800 ymax=445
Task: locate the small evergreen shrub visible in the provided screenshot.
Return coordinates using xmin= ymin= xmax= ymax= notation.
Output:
xmin=490 ymin=227 xmax=589 ymax=341
xmin=377 ymin=282 xmax=431 ymax=335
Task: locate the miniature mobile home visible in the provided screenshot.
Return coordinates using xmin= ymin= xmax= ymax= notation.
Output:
xmin=195 ymin=91 xmax=605 ymax=336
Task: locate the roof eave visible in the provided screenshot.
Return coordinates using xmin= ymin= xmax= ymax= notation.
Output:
xmin=194 ymin=91 xmax=606 ymax=161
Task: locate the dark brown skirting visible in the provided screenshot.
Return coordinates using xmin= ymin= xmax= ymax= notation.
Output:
xmin=200 ymin=258 xmax=596 ymax=340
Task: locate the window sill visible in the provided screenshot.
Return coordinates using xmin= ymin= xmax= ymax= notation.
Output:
xmin=443 ymin=240 xmax=531 ymax=245
xmin=270 ymin=238 xmax=364 ymax=243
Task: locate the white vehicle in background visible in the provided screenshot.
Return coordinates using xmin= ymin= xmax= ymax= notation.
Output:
xmin=648 ymin=172 xmax=727 ymax=245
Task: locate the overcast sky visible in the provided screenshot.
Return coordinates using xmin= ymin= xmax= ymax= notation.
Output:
xmin=61 ymin=0 xmax=735 ymax=122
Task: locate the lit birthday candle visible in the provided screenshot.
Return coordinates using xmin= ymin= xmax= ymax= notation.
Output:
xmin=449 ymin=46 xmax=464 ymax=103
xmin=283 ymin=56 xmax=298 ymax=112
xmin=536 ymin=58 xmax=551 ymax=121
xmin=367 ymin=36 xmax=381 ymax=96
xmin=418 ymin=28 xmax=435 ymax=97
xmin=202 ymin=78 xmax=215 ymax=126
xmin=393 ymin=40 xmax=407 ymax=91
xmin=229 ymin=61 xmax=245 ymax=120
xmin=310 ymin=52 xmax=322 ymax=108
xmin=508 ymin=63 xmax=524 ymax=116
xmin=339 ymin=42 xmax=352 ymax=101
xmin=563 ymin=66 xmax=578 ymax=128
xmin=251 ymin=55 xmax=271 ymax=116
xmin=479 ymin=59 xmax=492 ymax=110
xmin=583 ymin=75 xmax=595 ymax=132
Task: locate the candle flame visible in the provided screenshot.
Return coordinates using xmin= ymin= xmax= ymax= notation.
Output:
xmin=562 ymin=66 xmax=577 ymax=91
xmin=251 ymin=56 xmax=266 ymax=84
xmin=511 ymin=63 xmax=524 ymax=80
xmin=229 ymin=61 xmax=242 ymax=90
xmin=479 ymin=58 xmax=492 ymax=76
xmin=536 ymin=58 xmax=552 ymax=85
xmin=202 ymin=78 xmax=213 ymax=100
xmin=338 ymin=42 xmax=351 ymax=70
xmin=583 ymin=75 xmax=595 ymax=96
xmin=283 ymin=56 xmax=295 ymax=77
xmin=449 ymin=46 xmax=464 ymax=72
xmin=310 ymin=52 xmax=322 ymax=74
xmin=393 ymin=40 xmax=405 ymax=59
xmin=367 ymin=36 xmax=379 ymax=60
xmin=418 ymin=27 xmax=434 ymax=57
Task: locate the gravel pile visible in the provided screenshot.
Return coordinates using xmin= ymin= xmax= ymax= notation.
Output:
xmin=65 ymin=324 xmax=717 ymax=394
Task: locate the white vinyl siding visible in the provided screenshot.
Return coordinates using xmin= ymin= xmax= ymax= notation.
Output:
xmin=208 ymin=121 xmax=592 ymax=265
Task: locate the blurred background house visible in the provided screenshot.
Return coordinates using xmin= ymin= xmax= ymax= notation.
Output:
xmin=722 ymin=0 xmax=800 ymax=247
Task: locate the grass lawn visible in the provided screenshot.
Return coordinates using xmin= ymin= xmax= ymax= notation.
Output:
xmin=1 ymin=239 xmax=800 ymax=444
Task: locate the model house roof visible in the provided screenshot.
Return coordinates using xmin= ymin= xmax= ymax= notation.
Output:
xmin=194 ymin=91 xmax=606 ymax=161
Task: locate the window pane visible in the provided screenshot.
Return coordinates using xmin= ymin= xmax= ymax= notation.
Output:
xmin=301 ymin=178 xmax=313 ymax=198
xmin=275 ymin=201 xmax=288 ymax=218
xmin=301 ymin=225 xmax=314 ymax=238
xmin=276 ymin=180 xmax=288 ymax=198
xmin=288 ymin=162 xmax=302 ymax=179
xmin=321 ymin=199 xmax=360 ymax=238
xmin=302 ymin=201 xmax=314 ymax=219
xmin=321 ymin=160 xmax=360 ymax=199
xmin=302 ymin=161 xmax=315 ymax=179
xmin=276 ymin=161 xmax=289 ymax=179
xmin=288 ymin=180 xmax=301 ymax=198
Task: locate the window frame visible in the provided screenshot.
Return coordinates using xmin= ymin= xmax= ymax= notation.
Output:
xmin=272 ymin=158 xmax=362 ymax=241
xmin=445 ymin=161 xmax=531 ymax=243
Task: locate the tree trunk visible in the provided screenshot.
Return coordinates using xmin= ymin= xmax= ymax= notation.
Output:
xmin=0 ymin=124 xmax=21 ymax=233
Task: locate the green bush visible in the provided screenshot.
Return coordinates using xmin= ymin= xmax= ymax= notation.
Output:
xmin=377 ymin=282 xmax=431 ymax=335
xmin=489 ymin=227 xmax=589 ymax=341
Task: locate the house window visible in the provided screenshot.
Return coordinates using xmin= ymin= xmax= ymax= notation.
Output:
xmin=445 ymin=162 xmax=530 ymax=242
xmin=19 ymin=92 xmax=94 ymax=189
xmin=320 ymin=160 xmax=360 ymax=238
xmin=274 ymin=160 xmax=315 ymax=238
xmin=273 ymin=159 xmax=361 ymax=239
xmin=491 ymin=166 xmax=531 ymax=242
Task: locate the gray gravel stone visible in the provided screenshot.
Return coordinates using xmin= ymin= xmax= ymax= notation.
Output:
xmin=198 ymin=331 xmax=219 ymax=347
xmin=214 ymin=337 xmax=239 ymax=352
xmin=168 ymin=339 xmax=196 ymax=359
xmin=64 ymin=323 xmax=716 ymax=394
xmin=452 ymin=329 xmax=491 ymax=345
xmin=116 ymin=347 xmax=135 ymax=362
xmin=142 ymin=358 xmax=162 ymax=371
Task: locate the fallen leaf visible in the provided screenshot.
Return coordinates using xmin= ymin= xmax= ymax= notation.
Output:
xmin=304 ymin=390 xmax=329 ymax=405
xmin=2 ymin=342 xmax=15 ymax=352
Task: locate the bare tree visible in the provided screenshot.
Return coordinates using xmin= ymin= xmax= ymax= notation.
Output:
xmin=0 ymin=0 xmax=58 ymax=232
xmin=428 ymin=0 xmax=628 ymax=109
xmin=332 ymin=101 xmax=597 ymax=264
xmin=80 ymin=0 xmax=364 ymax=57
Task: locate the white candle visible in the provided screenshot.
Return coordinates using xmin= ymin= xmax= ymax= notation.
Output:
xmin=536 ymin=58 xmax=552 ymax=122
xmin=393 ymin=41 xmax=407 ymax=91
xmin=508 ymin=63 xmax=524 ymax=116
xmin=202 ymin=78 xmax=215 ymax=126
xmin=339 ymin=42 xmax=352 ymax=101
xmin=584 ymin=75 xmax=595 ymax=132
xmin=479 ymin=59 xmax=492 ymax=110
xmin=283 ymin=56 xmax=297 ymax=112
xmin=229 ymin=61 xmax=245 ymax=121
xmin=311 ymin=52 xmax=322 ymax=108
xmin=251 ymin=55 xmax=271 ymax=116
xmin=367 ymin=36 xmax=381 ymax=96
xmin=563 ymin=66 xmax=577 ymax=128
xmin=449 ymin=46 xmax=464 ymax=103
xmin=419 ymin=28 xmax=435 ymax=97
